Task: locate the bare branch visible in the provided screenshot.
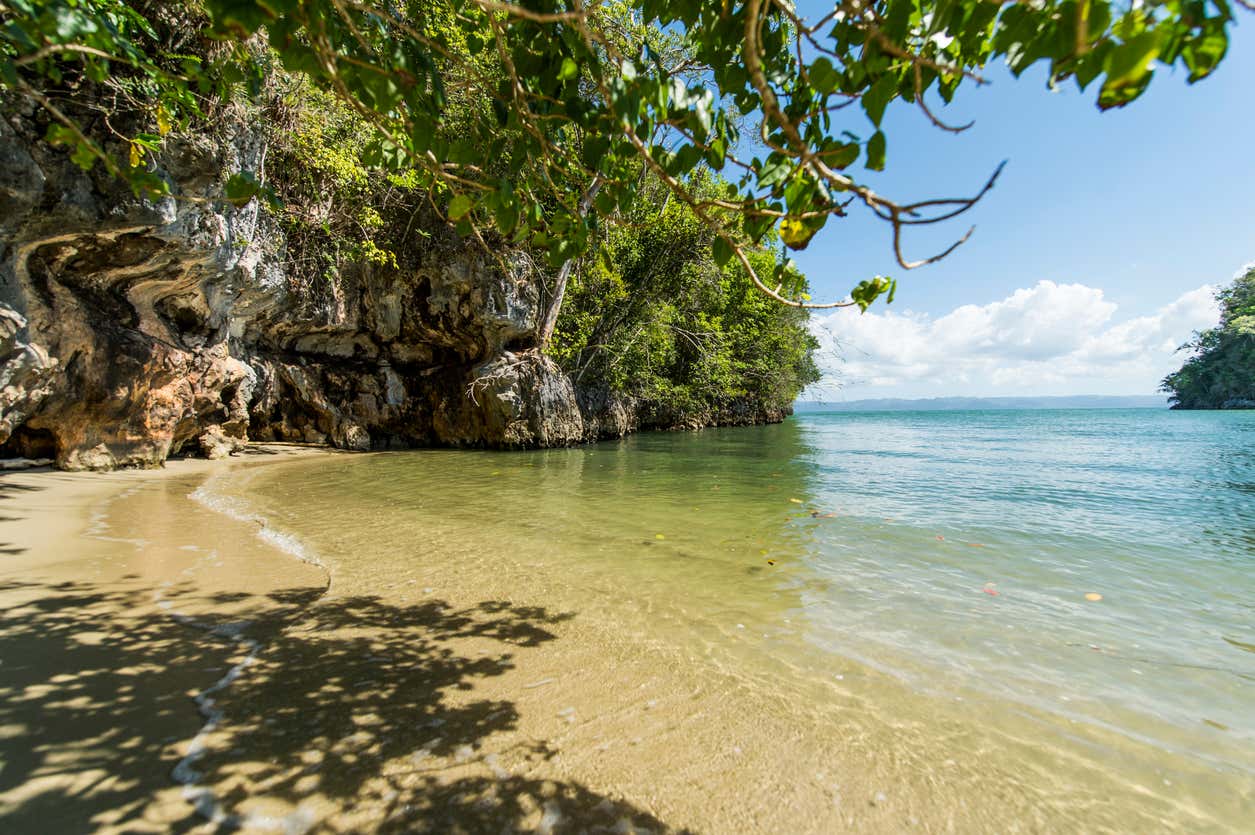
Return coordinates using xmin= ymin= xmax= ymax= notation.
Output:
xmin=914 ymin=63 xmax=974 ymax=134
xmin=13 ymin=44 xmax=123 ymax=66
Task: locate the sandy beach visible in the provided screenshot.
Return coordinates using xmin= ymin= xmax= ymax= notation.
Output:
xmin=0 ymin=448 xmax=970 ymax=834
xmin=2 ymin=443 xmax=1246 ymax=834
xmin=0 ymin=447 xmax=331 ymax=833
xmin=0 ymin=448 xmax=715 ymax=833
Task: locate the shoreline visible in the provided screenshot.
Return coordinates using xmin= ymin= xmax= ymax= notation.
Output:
xmin=1 ymin=446 xmax=702 ymax=833
xmin=2 ymin=443 xmax=1248 ymax=833
xmin=0 ymin=446 xmax=334 ymax=833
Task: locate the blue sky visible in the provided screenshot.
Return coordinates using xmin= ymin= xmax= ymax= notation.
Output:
xmin=794 ymin=15 xmax=1255 ymax=400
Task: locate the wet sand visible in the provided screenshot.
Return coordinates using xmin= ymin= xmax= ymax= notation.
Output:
xmin=0 ymin=449 xmax=704 ymax=833
xmin=0 ymin=447 xmax=330 ymax=833
xmin=1 ymin=447 xmax=1245 ymax=833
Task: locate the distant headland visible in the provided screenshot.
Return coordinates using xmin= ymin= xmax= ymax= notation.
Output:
xmin=795 ymin=395 xmax=1169 ymax=412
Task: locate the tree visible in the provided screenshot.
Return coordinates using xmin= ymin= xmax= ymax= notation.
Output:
xmin=549 ymin=169 xmax=820 ymax=413
xmin=2 ymin=0 xmax=1248 ymax=320
xmin=1161 ymin=266 xmax=1255 ymax=409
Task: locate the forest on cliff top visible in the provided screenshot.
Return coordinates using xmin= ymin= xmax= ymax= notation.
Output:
xmin=2 ymin=0 xmax=1247 ymax=416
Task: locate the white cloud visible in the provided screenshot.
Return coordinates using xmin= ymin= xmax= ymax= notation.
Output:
xmin=807 ymin=281 xmax=1219 ymax=398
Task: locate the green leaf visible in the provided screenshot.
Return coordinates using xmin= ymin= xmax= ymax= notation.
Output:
xmin=1098 ymin=31 xmax=1160 ymax=109
xmin=1098 ymin=68 xmax=1153 ymax=110
xmin=712 ymin=236 xmax=733 ymax=267
xmin=45 ymin=123 xmax=78 ymax=147
xmin=866 ymin=131 xmax=886 ymax=172
xmin=850 ymin=275 xmax=894 ymax=311
xmin=224 ymin=171 xmax=263 ymax=207
xmin=827 ymin=142 xmax=860 ymax=170
xmin=558 ymin=57 xmax=579 ymax=82
xmin=448 ymin=194 xmax=476 ymax=220
xmin=809 ymin=57 xmax=840 ymax=94
xmin=493 ymin=198 xmax=519 ymax=235
xmin=1182 ymin=31 xmax=1228 ymax=83
xmin=862 ymin=75 xmax=896 ymax=127
xmin=706 ymin=135 xmax=727 ymax=170
xmin=204 ymin=0 xmax=278 ymax=38
xmin=69 ymin=141 xmax=97 ymax=172
xmin=780 ymin=217 xmax=818 ymax=251
xmin=757 ymin=158 xmax=791 ymax=189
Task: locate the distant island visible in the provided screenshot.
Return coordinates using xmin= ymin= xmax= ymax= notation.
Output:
xmin=795 ymin=395 xmax=1168 ymax=412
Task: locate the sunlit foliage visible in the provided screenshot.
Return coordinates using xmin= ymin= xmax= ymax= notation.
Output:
xmin=1162 ymin=267 xmax=1255 ymax=409
xmin=4 ymin=0 xmax=1245 ymax=311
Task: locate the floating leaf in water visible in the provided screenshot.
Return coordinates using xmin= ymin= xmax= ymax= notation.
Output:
xmin=983 ymin=583 xmax=999 ymax=596
xmin=966 ymin=543 xmax=985 ymax=548
xmin=1202 ymin=718 xmax=1230 ymax=731
xmin=1222 ymin=636 xmax=1255 ymax=654
xmin=1085 ymin=593 xmax=1103 ymax=602
xmin=766 ymin=560 xmax=776 ymax=566
xmin=655 ymin=533 xmax=666 ymax=540
xmin=789 ymin=498 xmax=803 ymax=504
xmin=936 ymin=535 xmax=945 ymax=541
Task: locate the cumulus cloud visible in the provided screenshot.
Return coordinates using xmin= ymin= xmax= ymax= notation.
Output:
xmin=807 ymin=281 xmax=1220 ymax=398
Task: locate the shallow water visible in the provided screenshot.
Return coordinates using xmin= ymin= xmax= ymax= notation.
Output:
xmin=200 ymin=409 xmax=1255 ymax=831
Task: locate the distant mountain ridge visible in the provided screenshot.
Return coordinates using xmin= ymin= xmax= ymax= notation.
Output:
xmin=794 ymin=395 xmax=1168 ymax=412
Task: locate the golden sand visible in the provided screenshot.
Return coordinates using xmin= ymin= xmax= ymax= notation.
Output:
xmin=0 ymin=447 xmax=1243 ymax=833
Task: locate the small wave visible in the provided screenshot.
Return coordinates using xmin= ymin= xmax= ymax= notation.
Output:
xmin=176 ymin=471 xmax=331 ymax=832
xmin=169 ymin=621 xmax=317 ymax=835
xmin=190 ymin=476 xmax=325 ymax=571
xmin=80 ymin=472 xmax=326 ymax=834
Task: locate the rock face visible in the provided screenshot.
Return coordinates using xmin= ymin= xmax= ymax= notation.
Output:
xmin=0 ymin=107 xmax=786 ymax=470
xmin=0 ymin=303 xmax=56 ymax=449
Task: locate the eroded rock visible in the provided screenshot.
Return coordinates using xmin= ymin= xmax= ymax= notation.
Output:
xmin=0 ymin=105 xmax=784 ymax=470
xmin=435 ymin=352 xmax=584 ymax=448
xmin=0 ymin=303 xmax=56 ymax=447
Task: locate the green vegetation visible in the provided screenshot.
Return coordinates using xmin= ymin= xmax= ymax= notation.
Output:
xmin=1161 ymin=267 xmax=1255 ymax=409
xmin=264 ymin=82 xmax=427 ymax=283
xmin=550 ymin=173 xmax=820 ymax=415
xmin=1 ymin=0 xmax=1246 ymax=416
xmin=4 ymin=0 xmax=1245 ymax=308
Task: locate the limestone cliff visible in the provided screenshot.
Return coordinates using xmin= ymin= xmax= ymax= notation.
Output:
xmin=0 ymin=103 xmax=786 ymax=470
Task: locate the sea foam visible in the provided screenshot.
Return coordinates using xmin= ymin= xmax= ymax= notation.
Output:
xmin=190 ymin=475 xmax=325 ymax=570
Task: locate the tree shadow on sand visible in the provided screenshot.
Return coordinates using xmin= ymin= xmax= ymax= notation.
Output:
xmin=0 ymin=578 xmax=687 ymax=833
xmin=0 ymin=476 xmax=42 ymax=547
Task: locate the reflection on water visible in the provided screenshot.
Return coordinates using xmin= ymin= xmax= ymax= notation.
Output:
xmin=216 ymin=409 xmax=1255 ymax=830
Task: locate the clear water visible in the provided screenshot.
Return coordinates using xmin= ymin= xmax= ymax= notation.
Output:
xmin=796 ymin=410 xmax=1255 ymax=730
xmin=212 ymin=408 xmax=1255 ymax=829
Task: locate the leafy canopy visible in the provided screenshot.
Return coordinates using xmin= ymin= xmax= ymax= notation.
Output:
xmin=2 ymin=0 xmax=1247 ymax=311
xmin=551 ymin=170 xmax=820 ymax=411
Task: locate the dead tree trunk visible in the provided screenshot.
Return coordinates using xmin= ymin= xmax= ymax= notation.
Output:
xmin=537 ymin=176 xmax=602 ymax=349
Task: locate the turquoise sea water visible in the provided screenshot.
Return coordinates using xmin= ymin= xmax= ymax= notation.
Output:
xmin=792 ymin=409 xmax=1255 ymax=750
xmin=215 ymin=407 xmax=1255 ymax=828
